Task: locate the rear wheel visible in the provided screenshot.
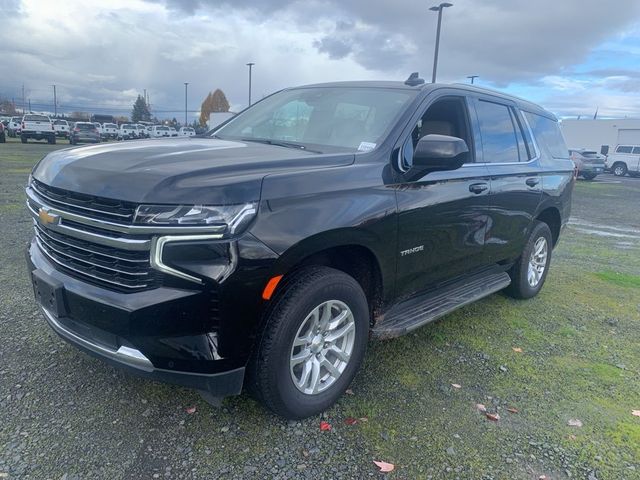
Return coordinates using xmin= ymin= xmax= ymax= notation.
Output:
xmin=504 ymin=221 xmax=553 ymax=299
xmin=249 ymin=266 xmax=369 ymax=419
xmin=582 ymin=172 xmax=597 ymax=180
xmin=48 ymin=135 xmax=56 ymax=145
xmin=21 ymin=135 xmax=27 ymax=144
xmin=612 ymin=163 xmax=627 ymax=177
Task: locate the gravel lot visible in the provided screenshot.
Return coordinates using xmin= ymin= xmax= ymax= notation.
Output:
xmin=1 ymin=137 xmax=639 ymax=479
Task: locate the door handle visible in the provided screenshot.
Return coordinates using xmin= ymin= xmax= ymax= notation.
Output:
xmin=525 ymin=177 xmax=540 ymax=187
xmin=469 ymin=183 xmax=489 ymax=194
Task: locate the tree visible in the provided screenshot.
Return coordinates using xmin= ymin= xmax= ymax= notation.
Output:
xmin=199 ymin=88 xmax=230 ymax=126
xmin=0 ymin=98 xmax=17 ymax=115
xmin=131 ymin=95 xmax=151 ymax=122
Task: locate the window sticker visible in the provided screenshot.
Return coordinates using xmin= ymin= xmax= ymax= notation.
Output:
xmin=358 ymin=141 xmax=376 ymax=152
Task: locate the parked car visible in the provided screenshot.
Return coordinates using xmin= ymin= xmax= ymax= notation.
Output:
xmin=169 ymin=127 xmax=178 ymax=137
xmin=53 ymin=120 xmax=70 ymax=138
xmin=179 ymin=127 xmax=196 ymax=137
xmin=25 ymin=78 xmax=574 ymax=419
xmin=569 ymin=149 xmax=605 ymax=180
xmin=0 ymin=121 xmax=5 ymax=143
xmin=605 ymin=145 xmax=640 ymax=177
xmin=118 ymin=123 xmax=138 ymax=140
xmin=8 ymin=116 xmax=21 ymax=137
xmin=145 ymin=125 xmax=154 ymax=138
xmin=69 ymin=122 xmax=101 ymax=145
xmin=135 ymin=124 xmax=149 ymax=139
xmin=101 ymin=123 xmax=119 ymax=140
xmin=150 ymin=125 xmax=170 ymax=137
xmin=21 ymin=114 xmax=55 ymax=144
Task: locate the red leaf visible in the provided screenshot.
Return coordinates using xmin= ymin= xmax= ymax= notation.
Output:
xmin=344 ymin=417 xmax=358 ymax=425
xmin=319 ymin=421 xmax=332 ymax=431
xmin=373 ymin=460 xmax=395 ymax=472
xmin=185 ymin=406 xmax=196 ymax=414
xmin=485 ymin=412 xmax=500 ymax=422
xmin=507 ymin=407 xmax=519 ymax=414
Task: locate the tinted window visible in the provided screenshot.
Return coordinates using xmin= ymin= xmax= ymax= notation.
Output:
xmin=24 ymin=115 xmax=50 ymax=122
xmin=581 ymin=151 xmax=599 ymax=158
xmin=53 ymin=120 xmax=67 ymax=125
xmin=616 ymin=146 xmax=633 ymax=153
xmin=476 ymin=101 xmax=520 ymax=163
xmin=632 ymin=147 xmax=640 ymax=154
xmin=524 ymin=112 xmax=567 ymax=158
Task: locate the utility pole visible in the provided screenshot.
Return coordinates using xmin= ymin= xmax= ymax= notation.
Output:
xmin=28 ymin=99 xmax=31 ymax=112
xmin=184 ymin=83 xmax=189 ymax=126
xmin=429 ymin=3 xmax=453 ymax=84
xmin=246 ymin=62 xmax=255 ymax=106
xmin=467 ymin=75 xmax=479 ymax=84
xmin=144 ymin=89 xmax=147 ymax=105
xmin=52 ymin=84 xmax=57 ymax=117
xmin=22 ymin=84 xmax=25 ymax=114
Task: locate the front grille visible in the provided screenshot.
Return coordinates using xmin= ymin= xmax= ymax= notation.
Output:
xmin=32 ymin=179 xmax=137 ymax=223
xmin=34 ymin=223 xmax=158 ymax=291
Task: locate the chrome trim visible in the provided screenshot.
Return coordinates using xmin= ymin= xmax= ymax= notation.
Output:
xmin=229 ymin=205 xmax=257 ymax=234
xmin=27 ymin=202 xmax=150 ymax=251
xmin=35 ymin=231 xmax=149 ymax=277
xmin=31 ymin=181 xmax=132 ymax=219
xmin=35 ymin=237 xmax=147 ymax=290
xmin=27 ymin=186 xmax=227 ymax=235
xmin=34 ymin=223 xmax=147 ymax=263
xmin=40 ymin=306 xmax=154 ymax=372
xmin=150 ymin=234 xmax=224 ymax=284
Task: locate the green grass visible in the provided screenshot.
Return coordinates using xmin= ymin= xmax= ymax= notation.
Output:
xmin=595 ymin=270 xmax=640 ymax=289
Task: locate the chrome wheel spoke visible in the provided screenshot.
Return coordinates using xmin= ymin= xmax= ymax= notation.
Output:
xmin=290 ymin=349 xmax=310 ymax=367
xmin=325 ymin=321 xmax=354 ymax=343
xmin=297 ymin=360 xmax=312 ymax=389
xmin=308 ymin=357 xmax=321 ymax=394
xmin=326 ymin=309 xmax=349 ymax=331
xmin=327 ymin=344 xmax=351 ymax=363
xmin=320 ymin=356 xmax=341 ymax=379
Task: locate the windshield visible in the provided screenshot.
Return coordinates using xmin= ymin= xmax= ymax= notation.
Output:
xmin=213 ymin=87 xmax=416 ymax=152
xmin=76 ymin=123 xmax=96 ymax=130
xmin=54 ymin=120 xmax=68 ymax=125
xmin=105 ymin=123 xmax=117 ymax=128
xmin=157 ymin=127 xmax=169 ymax=131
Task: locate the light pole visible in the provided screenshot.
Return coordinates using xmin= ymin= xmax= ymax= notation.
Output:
xmin=246 ymin=62 xmax=255 ymax=106
xmin=184 ymin=83 xmax=189 ymax=126
xmin=429 ymin=2 xmax=453 ymax=84
xmin=467 ymin=75 xmax=478 ymax=84
xmin=52 ymin=84 xmax=57 ymax=117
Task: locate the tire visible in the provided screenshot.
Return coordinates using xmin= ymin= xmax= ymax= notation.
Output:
xmin=582 ymin=172 xmax=597 ymax=180
xmin=504 ymin=221 xmax=553 ymax=299
xmin=21 ymin=135 xmax=27 ymax=144
xmin=612 ymin=163 xmax=627 ymax=177
xmin=48 ymin=136 xmax=56 ymax=145
xmin=0 ymin=133 xmax=5 ymax=143
xmin=69 ymin=138 xmax=74 ymax=145
xmin=248 ymin=266 xmax=369 ymax=419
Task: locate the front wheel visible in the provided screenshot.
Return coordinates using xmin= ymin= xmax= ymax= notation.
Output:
xmin=582 ymin=172 xmax=597 ymax=180
xmin=612 ymin=163 xmax=627 ymax=177
xmin=249 ymin=266 xmax=369 ymax=419
xmin=21 ymin=135 xmax=27 ymax=144
xmin=504 ymin=221 xmax=553 ymax=299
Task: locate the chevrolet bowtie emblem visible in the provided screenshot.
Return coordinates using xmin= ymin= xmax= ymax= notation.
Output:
xmin=38 ymin=208 xmax=60 ymax=225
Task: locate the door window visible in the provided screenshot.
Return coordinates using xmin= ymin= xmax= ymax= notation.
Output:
xmin=475 ymin=100 xmax=521 ymax=163
xmin=616 ymin=146 xmax=633 ymax=153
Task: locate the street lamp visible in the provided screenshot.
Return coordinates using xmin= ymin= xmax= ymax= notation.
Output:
xmin=184 ymin=82 xmax=189 ymax=126
xmin=467 ymin=75 xmax=479 ymax=84
xmin=246 ymin=62 xmax=255 ymax=106
xmin=429 ymin=2 xmax=453 ymax=84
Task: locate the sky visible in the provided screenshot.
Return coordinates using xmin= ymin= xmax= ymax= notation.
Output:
xmin=1 ymin=0 xmax=640 ymax=122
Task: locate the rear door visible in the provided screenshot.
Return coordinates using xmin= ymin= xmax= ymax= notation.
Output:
xmin=470 ymin=96 xmax=543 ymax=264
xmin=393 ymin=91 xmax=491 ymax=298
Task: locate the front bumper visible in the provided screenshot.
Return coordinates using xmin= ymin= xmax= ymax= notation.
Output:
xmin=27 ymin=241 xmax=246 ymax=397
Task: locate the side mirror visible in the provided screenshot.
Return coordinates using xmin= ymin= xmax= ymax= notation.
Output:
xmin=411 ymin=134 xmax=469 ymax=172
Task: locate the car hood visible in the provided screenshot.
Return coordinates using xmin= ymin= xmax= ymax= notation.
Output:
xmin=32 ymin=138 xmax=354 ymax=205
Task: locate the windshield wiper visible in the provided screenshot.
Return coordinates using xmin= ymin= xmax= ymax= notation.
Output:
xmin=240 ymin=137 xmax=322 ymax=153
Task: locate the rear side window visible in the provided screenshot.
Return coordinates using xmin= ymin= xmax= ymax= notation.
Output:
xmin=524 ymin=112 xmax=567 ymax=159
xmin=632 ymin=147 xmax=640 ymax=154
xmin=475 ymin=100 xmax=521 ymax=163
xmin=616 ymin=146 xmax=632 ymax=153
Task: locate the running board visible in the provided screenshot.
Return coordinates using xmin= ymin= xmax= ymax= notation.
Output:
xmin=372 ymin=268 xmax=511 ymax=339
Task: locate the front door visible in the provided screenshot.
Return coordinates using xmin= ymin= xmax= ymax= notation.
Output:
xmin=393 ymin=94 xmax=491 ymax=299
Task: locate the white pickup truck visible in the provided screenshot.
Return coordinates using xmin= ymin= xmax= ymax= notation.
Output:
xmin=53 ymin=120 xmax=70 ymax=138
xmin=21 ymin=114 xmax=56 ymax=144
xmin=605 ymin=145 xmax=640 ymax=177
xmin=118 ymin=124 xmax=138 ymax=140
xmin=101 ymin=123 xmax=118 ymax=140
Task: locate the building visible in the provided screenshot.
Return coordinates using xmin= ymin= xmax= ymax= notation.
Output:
xmin=208 ymin=112 xmax=235 ymax=129
xmin=560 ymin=119 xmax=640 ymax=154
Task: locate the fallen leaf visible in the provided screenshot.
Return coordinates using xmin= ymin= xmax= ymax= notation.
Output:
xmin=475 ymin=403 xmax=487 ymax=413
xmin=344 ymin=417 xmax=358 ymax=425
xmin=539 ymin=476 xmax=550 ymax=480
xmin=512 ymin=347 xmax=523 ymax=353
xmin=632 ymin=410 xmax=640 ymax=417
xmin=319 ymin=421 xmax=332 ymax=431
xmin=507 ymin=407 xmax=519 ymax=414
xmin=568 ymin=434 xmax=577 ymax=440
xmin=345 ymin=389 xmax=354 ymax=395
xmin=185 ymin=406 xmax=196 ymax=414
xmin=359 ymin=417 xmax=369 ymax=422
xmin=373 ymin=460 xmax=395 ymax=473
xmin=568 ymin=418 xmax=583 ymax=427
xmin=485 ymin=413 xmax=500 ymax=422
xmin=451 ymin=383 xmax=462 ymax=389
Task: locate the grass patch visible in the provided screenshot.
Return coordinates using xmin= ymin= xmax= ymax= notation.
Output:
xmin=595 ymin=270 xmax=640 ymax=288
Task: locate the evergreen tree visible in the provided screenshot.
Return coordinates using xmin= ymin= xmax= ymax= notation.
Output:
xmin=131 ymin=95 xmax=151 ymax=122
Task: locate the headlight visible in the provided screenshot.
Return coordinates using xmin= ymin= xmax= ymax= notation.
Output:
xmin=134 ymin=203 xmax=257 ymax=233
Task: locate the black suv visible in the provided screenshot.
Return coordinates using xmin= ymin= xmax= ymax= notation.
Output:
xmin=26 ymin=77 xmax=574 ymax=419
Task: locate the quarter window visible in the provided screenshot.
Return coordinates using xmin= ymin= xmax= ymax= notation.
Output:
xmin=616 ymin=146 xmax=633 ymax=153
xmin=631 ymin=147 xmax=640 ymax=154
xmin=476 ymin=100 xmax=520 ymax=163
xmin=524 ymin=112 xmax=568 ymax=158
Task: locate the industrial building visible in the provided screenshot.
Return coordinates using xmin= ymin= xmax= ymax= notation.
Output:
xmin=560 ymin=118 xmax=640 ymax=154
